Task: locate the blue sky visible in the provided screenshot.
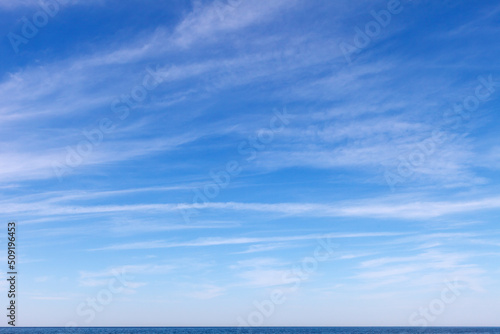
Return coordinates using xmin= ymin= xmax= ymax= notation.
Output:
xmin=1 ymin=0 xmax=500 ymax=327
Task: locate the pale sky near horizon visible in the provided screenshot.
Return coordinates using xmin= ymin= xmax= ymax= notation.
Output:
xmin=1 ymin=0 xmax=500 ymax=327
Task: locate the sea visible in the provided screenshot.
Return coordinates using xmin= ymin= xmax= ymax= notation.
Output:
xmin=0 ymin=328 xmax=498 ymax=334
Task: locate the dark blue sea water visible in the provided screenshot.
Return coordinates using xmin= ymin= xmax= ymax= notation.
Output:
xmin=0 ymin=328 xmax=499 ymax=334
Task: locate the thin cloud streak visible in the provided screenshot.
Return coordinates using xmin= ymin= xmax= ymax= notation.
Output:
xmin=8 ymin=196 xmax=500 ymax=219
xmin=89 ymin=232 xmax=406 ymax=251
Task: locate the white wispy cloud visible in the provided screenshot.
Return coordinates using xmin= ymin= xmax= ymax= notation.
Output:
xmin=353 ymin=249 xmax=488 ymax=293
xmin=187 ymin=284 xmax=226 ymax=299
xmin=9 ymin=195 xmax=500 ymax=220
xmin=171 ymin=0 xmax=298 ymax=47
xmin=89 ymin=232 xmax=403 ymax=251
